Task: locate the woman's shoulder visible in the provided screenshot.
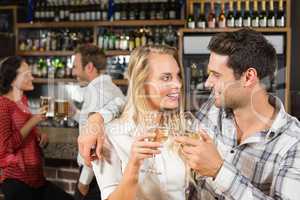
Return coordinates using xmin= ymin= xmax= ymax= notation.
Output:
xmin=105 ymin=118 xmax=135 ymax=137
xmin=0 ymin=96 xmax=14 ymax=110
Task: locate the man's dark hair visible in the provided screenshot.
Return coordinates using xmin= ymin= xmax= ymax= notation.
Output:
xmin=0 ymin=56 xmax=25 ymax=95
xmin=208 ymin=28 xmax=277 ymax=81
xmin=75 ymin=44 xmax=107 ymax=72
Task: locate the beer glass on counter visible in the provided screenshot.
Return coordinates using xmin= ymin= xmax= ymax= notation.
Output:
xmin=40 ymin=96 xmax=51 ymax=116
xmin=54 ymin=99 xmax=70 ymax=121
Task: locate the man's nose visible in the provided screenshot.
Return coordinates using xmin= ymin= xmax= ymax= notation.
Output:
xmin=204 ymin=75 xmax=213 ymax=90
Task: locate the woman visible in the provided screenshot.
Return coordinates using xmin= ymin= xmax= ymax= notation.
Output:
xmin=0 ymin=56 xmax=73 ymax=200
xmin=92 ymin=45 xmax=188 ymax=200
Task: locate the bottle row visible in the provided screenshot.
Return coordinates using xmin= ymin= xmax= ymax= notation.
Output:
xmin=45 ymin=0 xmax=175 ymax=6
xmin=187 ymin=0 xmax=286 ymax=29
xmin=26 ymin=55 xmax=129 ymax=80
xmin=18 ymin=26 xmax=179 ymax=52
xmin=97 ymin=26 xmax=178 ymax=51
xmin=33 ymin=0 xmax=181 ymax=22
xmin=27 ymin=57 xmax=74 ymax=79
xmin=19 ymin=29 xmax=93 ymax=52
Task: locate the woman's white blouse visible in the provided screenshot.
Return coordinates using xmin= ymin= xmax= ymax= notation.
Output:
xmin=92 ymin=119 xmax=187 ymax=200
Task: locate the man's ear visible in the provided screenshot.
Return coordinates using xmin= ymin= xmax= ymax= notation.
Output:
xmin=85 ymin=62 xmax=94 ymax=74
xmin=243 ymin=67 xmax=258 ymax=87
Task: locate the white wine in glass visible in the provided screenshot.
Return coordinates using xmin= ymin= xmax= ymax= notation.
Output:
xmin=185 ymin=130 xmax=200 ymax=140
xmin=153 ymin=127 xmax=170 ymax=143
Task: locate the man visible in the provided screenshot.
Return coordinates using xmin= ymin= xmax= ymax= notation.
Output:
xmin=175 ymin=29 xmax=300 ymax=199
xmin=78 ymin=29 xmax=300 ymax=199
xmin=73 ymin=44 xmax=125 ymax=200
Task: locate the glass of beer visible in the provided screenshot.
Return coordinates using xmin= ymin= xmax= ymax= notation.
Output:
xmin=54 ymin=99 xmax=70 ymax=120
xmin=40 ymin=96 xmax=51 ymax=116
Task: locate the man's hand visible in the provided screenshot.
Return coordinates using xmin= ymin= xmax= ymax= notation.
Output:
xmin=78 ymin=113 xmax=105 ymax=166
xmin=78 ymin=182 xmax=89 ymax=196
xmin=175 ymin=133 xmax=224 ymax=178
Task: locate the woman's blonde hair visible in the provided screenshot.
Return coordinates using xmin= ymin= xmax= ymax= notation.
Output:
xmin=121 ymin=44 xmax=184 ymax=124
xmin=121 ymin=44 xmax=192 ymax=193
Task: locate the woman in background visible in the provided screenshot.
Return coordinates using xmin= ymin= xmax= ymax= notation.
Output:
xmin=0 ymin=56 xmax=73 ymax=200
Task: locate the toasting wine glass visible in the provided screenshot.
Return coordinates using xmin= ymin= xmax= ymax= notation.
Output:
xmin=182 ymin=111 xmax=202 ymax=140
xmin=140 ymin=111 xmax=172 ymax=175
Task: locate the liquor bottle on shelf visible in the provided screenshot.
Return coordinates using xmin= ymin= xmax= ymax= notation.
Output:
xmin=187 ymin=2 xmax=195 ymax=29
xmin=168 ymin=0 xmax=177 ymax=19
xmin=154 ymin=28 xmax=161 ymax=45
xmin=196 ymin=0 xmax=206 ymax=29
xmin=243 ymin=0 xmax=251 ymax=27
xmin=207 ymin=0 xmax=216 ymax=28
xmin=127 ymin=3 xmax=134 ymax=20
xmin=38 ymin=57 xmax=47 ymax=78
xmin=139 ymin=3 xmax=146 ymax=20
xmin=64 ymin=4 xmax=70 ymax=21
xmin=19 ymin=29 xmax=93 ymax=52
xmin=53 ymin=57 xmax=66 ymax=79
xmin=120 ymin=2 xmax=127 ymax=20
xmin=96 ymin=3 xmax=102 ymax=21
xmin=66 ymin=57 xmax=74 ymax=78
xmin=149 ymin=3 xmax=156 ymax=20
xmin=147 ymin=29 xmax=154 ymax=45
xmin=156 ymin=3 xmax=164 ymax=20
xmin=69 ymin=5 xmax=75 ymax=21
xmin=102 ymin=2 xmax=108 ymax=21
xmin=34 ymin=1 xmax=41 ymax=22
xmin=97 ymin=29 xmax=104 ymax=50
xmin=40 ymin=31 xmax=47 ymax=51
xmin=113 ymin=1 xmax=121 ymax=21
xmin=165 ymin=25 xmax=177 ymax=47
xmin=54 ymin=6 xmax=60 ymax=22
xmin=109 ymin=31 xmax=116 ymax=50
xmin=161 ymin=27 xmax=167 ymax=45
xmin=259 ymin=0 xmax=267 ymax=27
xmin=226 ymin=0 xmax=235 ymax=28
xmin=218 ymin=0 xmax=226 ymax=28
xmin=91 ymin=4 xmax=97 ymax=21
xmin=251 ymin=0 xmax=259 ymax=27
xmin=59 ymin=5 xmax=67 ymax=21
xmin=141 ymin=29 xmax=147 ymax=46
xmin=267 ymin=0 xmax=275 ymax=27
xmin=128 ymin=31 xmax=135 ymax=51
xmin=50 ymin=32 xmax=58 ymax=51
xmin=135 ymin=30 xmax=141 ymax=49
xmin=39 ymin=1 xmax=46 ymax=22
xmin=276 ymin=0 xmax=285 ymax=27
xmin=235 ymin=0 xmax=243 ymax=28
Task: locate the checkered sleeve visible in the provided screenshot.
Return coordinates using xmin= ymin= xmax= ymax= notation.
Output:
xmin=213 ymin=142 xmax=300 ymax=200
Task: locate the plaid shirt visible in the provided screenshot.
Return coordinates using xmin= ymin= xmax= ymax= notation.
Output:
xmin=188 ymin=95 xmax=300 ymax=200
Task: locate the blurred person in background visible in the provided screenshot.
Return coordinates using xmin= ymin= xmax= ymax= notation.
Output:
xmin=0 ymin=56 xmax=74 ymax=200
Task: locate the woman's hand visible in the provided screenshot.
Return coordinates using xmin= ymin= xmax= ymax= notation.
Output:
xmin=37 ymin=132 xmax=49 ymax=148
xmin=20 ymin=106 xmax=48 ymax=139
xmin=30 ymin=106 xmax=48 ymax=125
xmin=128 ymin=134 xmax=162 ymax=168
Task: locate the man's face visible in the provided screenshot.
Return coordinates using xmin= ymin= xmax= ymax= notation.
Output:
xmin=73 ymin=53 xmax=88 ymax=84
xmin=205 ymin=52 xmax=245 ymax=109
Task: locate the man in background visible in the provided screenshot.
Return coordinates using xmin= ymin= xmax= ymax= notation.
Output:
xmin=72 ymin=44 xmax=125 ymax=200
